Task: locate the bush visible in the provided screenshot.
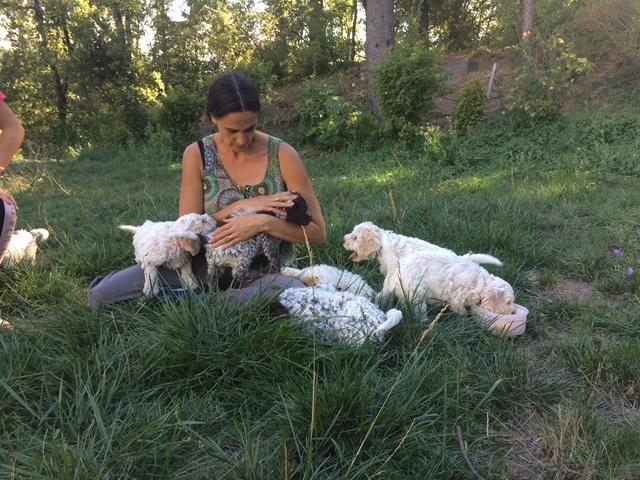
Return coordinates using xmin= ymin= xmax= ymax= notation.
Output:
xmin=452 ymin=80 xmax=488 ymax=131
xmin=156 ymin=86 xmax=206 ymax=150
xmin=296 ymin=81 xmax=380 ymax=150
xmin=234 ymin=61 xmax=278 ymax=92
xmin=506 ymin=36 xmax=593 ymax=123
xmin=374 ymin=40 xmax=445 ymax=124
xmin=571 ymin=0 xmax=640 ymax=65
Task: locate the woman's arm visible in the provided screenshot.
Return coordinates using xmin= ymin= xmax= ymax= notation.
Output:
xmin=179 ymin=143 xmax=205 ymax=216
xmin=265 ymin=142 xmax=326 ymax=245
xmin=0 ymin=100 xmax=25 ymax=171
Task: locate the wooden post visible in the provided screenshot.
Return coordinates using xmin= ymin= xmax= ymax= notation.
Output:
xmin=487 ymin=62 xmax=497 ymax=98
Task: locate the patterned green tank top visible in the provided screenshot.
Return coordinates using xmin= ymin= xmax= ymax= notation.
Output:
xmin=200 ymin=134 xmax=287 ymax=214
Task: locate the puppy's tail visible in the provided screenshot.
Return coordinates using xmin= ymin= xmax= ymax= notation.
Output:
xmin=374 ymin=309 xmax=403 ymax=341
xmin=119 ymin=225 xmax=139 ymax=235
xmin=30 ymin=228 xmax=49 ymax=242
xmin=462 ymin=253 xmax=503 ymax=266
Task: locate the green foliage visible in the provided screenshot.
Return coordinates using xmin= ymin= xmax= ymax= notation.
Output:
xmin=156 ymin=86 xmax=206 ymax=151
xmin=374 ymin=40 xmax=445 ymax=124
xmin=452 ymin=80 xmax=488 ymax=131
xmin=296 ymin=81 xmax=380 ymax=150
xmin=396 ymin=0 xmax=499 ymax=50
xmin=570 ymin=0 xmax=640 ymax=65
xmin=506 ymin=36 xmax=594 ymax=123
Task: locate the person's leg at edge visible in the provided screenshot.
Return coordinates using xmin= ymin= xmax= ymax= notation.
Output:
xmin=221 ymin=273 xmax=305 ymax=312
xmin=0 ymin=198 xmax=17 ymax=264
xmin=88 ymin=250 xmax=209 ymax=312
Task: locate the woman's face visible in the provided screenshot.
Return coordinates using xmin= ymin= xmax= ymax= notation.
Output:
xmin=212 ymin=111 xmax=259 ymax=153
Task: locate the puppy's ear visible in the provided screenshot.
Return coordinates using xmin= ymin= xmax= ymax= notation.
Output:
xmin=354 ymin=225 xmax=382 ymax=260
xmin=303 ymin=274 xmax=322 ymax=286
xmin=172 ymin=232 xmax=201 ymax=256
xmin=478 ymin=285 xmax=514 ymax=315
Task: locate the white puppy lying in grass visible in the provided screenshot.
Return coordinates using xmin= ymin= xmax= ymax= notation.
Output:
xmin=343 ymin=222 xmax=515 ymax=316
xmin=281 ymin=264 xmax=375 ymax=298
xmin=120 ymin=213 xmax=216 ymax=296
xmin=277 ymin=286 xmax=402 ymax=346
xmin=1 ymin=228 xmax=49 ymax=269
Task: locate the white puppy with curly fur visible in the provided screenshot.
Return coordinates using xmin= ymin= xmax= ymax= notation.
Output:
xmin=281 ymin=264 xmax=375 ymax=299
xmin=343 ymin=222 xmax=515 ymax=316
xmin=278 ymin=285 xmax=402 ymax=345
xmin=0 ymin=228 xmax=49 ymax=269
xmin=120 ymin=213 xmax=216 ymax=296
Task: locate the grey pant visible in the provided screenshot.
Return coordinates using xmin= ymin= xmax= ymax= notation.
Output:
xmin=88 ymin=251 xmax=304 ymax=312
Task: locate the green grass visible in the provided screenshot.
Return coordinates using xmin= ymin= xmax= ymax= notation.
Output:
xmin=1 ymin=106 xmax=640 ymax=478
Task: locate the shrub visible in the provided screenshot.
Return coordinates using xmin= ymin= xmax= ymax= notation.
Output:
xmin=234 ymin=61 xmax=278 ymax=92
xmin=571 ymin=0 xmax=640 ymax=65
xmin=506 ymin=36 xmax=593 ymax=123
xmin=374 ymin=40 xmax=446 ymax=124
xmin=296 ymin=81 xmax=380 ymax=150
xmin=452 ymin=80 xmax=488 ymax=131
xmin=155 ymin=86 xmax=206 ymax=150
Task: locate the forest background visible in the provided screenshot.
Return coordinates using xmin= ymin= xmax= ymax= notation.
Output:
xmin=3 ymin=0 xmax=637 ymax=151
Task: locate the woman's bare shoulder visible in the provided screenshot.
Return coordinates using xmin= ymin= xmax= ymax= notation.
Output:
xmin=183 ymin=141 xmax=200 ymax=159
xmin=277 ymin=141 xmax=303 ymax=165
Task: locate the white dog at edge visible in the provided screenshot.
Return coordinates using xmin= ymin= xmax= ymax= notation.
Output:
xmin=1 ymin=228 xmax=50 ymax=269
xmin=342 ymin=222 xmax=515 ymax=316
xmin=120 ymin=213 xmax=216 ymax=296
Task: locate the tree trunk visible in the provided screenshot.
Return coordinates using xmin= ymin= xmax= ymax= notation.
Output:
xmin=308 ymin=0 xmax=328 ymax=74
xmin=366 ymin=0 xmax=394 ymax=116
xmin=522 ymin=0 xmax=535 ymax=42
xmin=349 ymin=0 xmax=358 ymax=64
xmin=32 ymin=0 xmax=68 ymax=123
xmin=153 ymin=0 xmax=172 ymax=86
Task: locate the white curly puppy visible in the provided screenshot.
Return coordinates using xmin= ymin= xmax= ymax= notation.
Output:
xmin=120 ymin=213 xmax=216 ymax=296
xmin=0 ymin=228 xmax=49 ymax=269
xmin=343 ymin=222 xmax=515 ymax=316
xmin=281 ymin=264 xmax=375 ymax=299
xmin=344 ymin=222 xmax=503 ymax=266
xmin=278 ymin=286 xmax=402 ymax=345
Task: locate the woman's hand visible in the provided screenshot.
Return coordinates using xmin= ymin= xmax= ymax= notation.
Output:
xmin=235 ymin=191 xmax=297 ymax=218
xmin=0 ymin=189 xmax=17 ymax=209
xmin=211 ymin=213 xmax=271 ymax=248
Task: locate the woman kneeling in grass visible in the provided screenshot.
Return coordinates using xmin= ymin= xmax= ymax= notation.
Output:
xmin=0 ymin=90 xmax=25 ymax=264
xmin=88 ymin=72 xmax=326 ymax=311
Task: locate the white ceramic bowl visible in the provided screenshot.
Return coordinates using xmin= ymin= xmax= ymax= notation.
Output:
xmin=469 ymin=303 xmax=529 ymax=337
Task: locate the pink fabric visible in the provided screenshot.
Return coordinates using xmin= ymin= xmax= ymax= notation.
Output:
xmin=0 ymin=199 xmax=17 ymax=263
xmin=0 ymin=91 xmax=6 ymax=103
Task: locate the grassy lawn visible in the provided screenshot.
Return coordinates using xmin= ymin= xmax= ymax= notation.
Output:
xmin=1 ymin=106 xmax=639 ymax=478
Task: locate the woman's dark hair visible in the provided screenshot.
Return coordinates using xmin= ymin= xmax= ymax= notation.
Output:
xmin=206 ymin=72 xmax=260 ymax=118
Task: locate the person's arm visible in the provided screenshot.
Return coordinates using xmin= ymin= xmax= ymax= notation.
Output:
xmin=262 ymin=142 xmax=326 ymax=245
xmin=0 ymin=97 xmax=25 ymax=172
xmin=179 ymin=143 xmax=205 ymax=216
